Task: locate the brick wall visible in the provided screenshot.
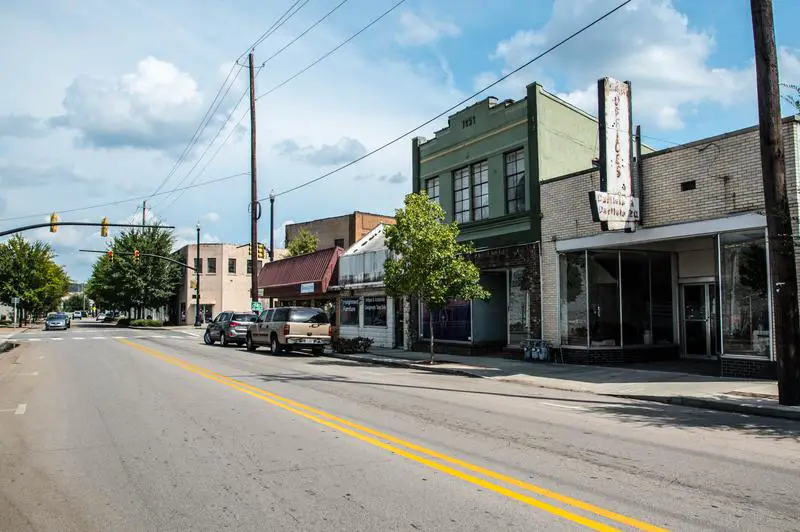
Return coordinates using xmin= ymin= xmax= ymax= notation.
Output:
xmin=721 ymin=357 xmax=777 ymax=379
xmin=354 ymin=213 xmax=396 ymax=244
xmin=540 ymin=119 xmax=800 ymax=348
xmin=286 ymin=212 xmax=395 ymax=250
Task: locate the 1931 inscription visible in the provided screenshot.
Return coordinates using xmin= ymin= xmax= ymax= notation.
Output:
xmin=461 ymin=115 xmax=475 ymax=129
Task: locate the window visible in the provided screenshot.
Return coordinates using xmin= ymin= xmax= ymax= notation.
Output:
xmin=363 ymin=296 xmax=387 ymax=327
xmin=228 ymin=258 xmax=236 ymax=274
xmin=272 ymin=308 xmax=289 ymax=321
xmin=425 ymin=177 xmax=440 ymax=204
xmin=232 ymin=313 xmax=257 ymax=323
xmin=588 ymin=251 xmax=620 ymax=346
xmin=559 ymin=252 xmax=588 ymax=345
xmin=207 ymin=258 xmax=216 ymax=274
xmin=340 ymin=297 xmax=360 ymax=326
xmin=620 ymin=252 xmax=650 ymax=345
xmin=194 ymin=258 xmax=203 ymax=273
xmin=453 ymin=167 xmax=471 ymax=223
xmin=334 ymin=238 xmax=345 ymax=248
xmin=289 ymin=308 xmax=329 ymax=323
xmin=472 ymin=161 xmax=489 ymax=221
xmin=259 ymin=309 xmax=272 ymax=322
xmin=421 ymin=300 xmax=471 ymax=341
xmin=505 ymin=149 xmax=526 ymax=213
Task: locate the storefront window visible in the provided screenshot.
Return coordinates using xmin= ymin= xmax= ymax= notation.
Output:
xmin=621 ymin=252 xmax=650 ymax=345
xmin=559 ymin=252 xmax=588 ymax=345
xmin=508 ymin=267 xmax=529 ymax=345
xmin=340 ymin=297 xmax=359 ymax=326
xmin=588 ymin=251 xmax=621 ymax=346
xmin=720 ymin=233 xmax=770 ymax=357
xmin=363 ymin=296 xmax=388 ymax=327
xmin=650 ymin=254 xmax=674 ymax=344
xmin=422 ymin=300 xmax=471 ymax=341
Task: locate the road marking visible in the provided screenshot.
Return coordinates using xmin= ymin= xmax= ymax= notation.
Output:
xmin=18 ymin=371 xmax=39 ymax=376
xmin=38 ymin=356 xmax=44 ymax=359
xmin=50 ymin=338 xmax=63 ymax=341
xmin=92 ymin=336 xmax=105 ymax=340
xmin=73 ymin=337 xmax=85 ymax=340
xmin=112 ymin=336 xmax=125 ymax=339
xmin=119 ymin=339 xmax=667 ymax=532
xmin=540 ymin=402 xmax=586 ymax=411
xmin=14 ymin=403 xmax=26 ymax=415
xmin=150 ymin=335 xmax=164 ymax=338
xmin=28 ymin=338 xmax=41 ymax=342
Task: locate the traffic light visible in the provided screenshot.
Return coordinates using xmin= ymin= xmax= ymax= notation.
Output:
xmin=107 ymin=250 xmax=114 ymax=263
xmin=248 ymin=243 xmax=252 ymax=256
xmin=257 ymin=243 xmax=266 ymax=260
xmin=133 ymin=249 xmax=140 ymax=263
xmin=49 ymin=212 xmax=59 ymax=233
xmin=100 ymin=217 xmax=109 ymax=237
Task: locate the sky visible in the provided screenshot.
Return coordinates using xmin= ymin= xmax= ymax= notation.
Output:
xmin=1 ymin=0 xmax=800 ymax=281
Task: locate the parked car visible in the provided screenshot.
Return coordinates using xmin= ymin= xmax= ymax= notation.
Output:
xmin=72 ymin=311 xmax=82 ymax=320
xmin=203 ymin=311 xmax=258 ymax=347
xmin=45 ymin=313 xmax=70 ymax=331
xmin=246 ymin=306 xmax=331 ymax=355
xmin=96 ymin=313 xmax=105 ymax=321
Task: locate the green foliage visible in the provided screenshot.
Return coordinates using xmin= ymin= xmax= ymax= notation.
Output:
xmin=85 ymin=226 xmax=182 ymax=315
xmin=0 ymin=235 xmax=70 ymax=317
xmin=332 ymin=336 xmax=374 ymax=354
xmin=130 ymin=319 xmax=163 ymax=327
xmin=63 ymin=293 xmax=86 ymax=312
xmin=116 ymin=317 xmax=131 ymax=327
xmin=384 ymin=193 xmax=490 ymax=358
xmin=782 ymin=83 xmax=800 ymax=112
xmin=287 ymin=228 xmax=320 ymax=257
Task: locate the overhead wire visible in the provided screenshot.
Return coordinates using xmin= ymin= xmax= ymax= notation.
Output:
xmin=266 ymin=0 xmax=633 ymax=199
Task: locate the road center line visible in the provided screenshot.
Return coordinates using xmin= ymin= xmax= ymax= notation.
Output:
xmin=50 ymin=338 xmax=63 ymax=341
xmin=14 ymin=403 xmax=26 ymax=415
xmin=119 ymin=339 xmax=667 ymax=532
xmin=540 ymin=402 xmax=586 ymax=411
xmin=28 ymin=338 xmax=41 ymax=342
xmin=73 ymin=337 xmax=85 ymax=340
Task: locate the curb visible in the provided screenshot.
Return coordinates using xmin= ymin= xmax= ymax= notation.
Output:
xmin=324 ymin=352 xmax=800 ymax=421
xmin=0 ymin=341 xmax=19 ymax=355
xmin=324 ymin=352 xmax=482 ymax=378
xmin=612 ymin=394 xmax=800 ymax=422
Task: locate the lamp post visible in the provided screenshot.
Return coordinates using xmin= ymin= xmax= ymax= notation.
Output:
xmin=194 ymin=222 xmax=202 ymax=326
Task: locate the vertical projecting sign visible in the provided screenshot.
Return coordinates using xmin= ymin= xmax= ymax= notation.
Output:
xmin=589 ymin=77 xmax=639 ymax=232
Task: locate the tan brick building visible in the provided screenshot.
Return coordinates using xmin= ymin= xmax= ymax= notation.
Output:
xmin=285 ymin=211 xmax=395 ymax=251
xmin=540 ymin=116 xmax=800 ymax=378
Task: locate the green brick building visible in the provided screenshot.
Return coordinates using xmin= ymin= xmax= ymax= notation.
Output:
xmin=409 ymin=83 xmax=600 ymax=354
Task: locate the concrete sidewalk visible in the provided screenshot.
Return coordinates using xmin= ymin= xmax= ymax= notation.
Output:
xmin=325 ymin=348 xmax=800 ymax=421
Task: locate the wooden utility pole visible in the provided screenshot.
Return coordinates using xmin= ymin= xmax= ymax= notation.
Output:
xmin=248 ymin=51 xmax=259 ymax=307
xmin=751 ymin=0 xmax=800 ymax=405
xmin=142 ymin=201 xmax=147 ymax=226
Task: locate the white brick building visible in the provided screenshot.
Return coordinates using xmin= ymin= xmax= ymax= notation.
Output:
xmin=540 ymin=116 xmax=800 ymax=378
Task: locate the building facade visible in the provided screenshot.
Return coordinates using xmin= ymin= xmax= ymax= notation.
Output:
xmin=285 ymin=211 xmax=395 ymax=250
xmin=540 ymin=116 xmax=800 ymax=378
xmin=330 ymin=224 xmax=399 ymax=348
xmin=175 ymin=243 xmax=265 ymax=323
xmin=409 ymin=83 xmax=602 ymax=354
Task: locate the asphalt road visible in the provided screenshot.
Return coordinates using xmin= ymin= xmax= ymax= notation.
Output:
xmin=1 ymin=322 xmax=798 ymax=531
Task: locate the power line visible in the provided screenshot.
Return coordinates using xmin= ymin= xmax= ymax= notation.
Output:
xmin=267 ymin=0 xmax=633 ymax=198
xmin=0 ymin=172 xmax=249 ymax=224
xmin=262 ymin=0 xmax=350 ymax=64
xmin=256 ymin=0 xmax=408 ymax=100
xmin=242 ymin=0 xmax=310 ymax=58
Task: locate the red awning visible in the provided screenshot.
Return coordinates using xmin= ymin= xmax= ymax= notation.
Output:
xmin=258 ymin=247 xmax=342 ymax=298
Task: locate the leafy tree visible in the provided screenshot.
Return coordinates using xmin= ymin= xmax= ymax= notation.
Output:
xmin=85 ymin=226 xmax=182 ymax=318
xmin=63 ymin=293 xmax=86 ymax=312
xmin=287 ymin=228 xmax=320 ymax=257
xmin=384 ymin=192 xmax=490 ymax=362
xmin=0 ymin=234 xmax=70 ymax=321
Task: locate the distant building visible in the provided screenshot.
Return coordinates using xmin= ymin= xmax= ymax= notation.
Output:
xmin=285 ymin=211 xmax=395 ymax=251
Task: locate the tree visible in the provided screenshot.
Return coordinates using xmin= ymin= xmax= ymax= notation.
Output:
xmin=384 ymin=192 xmax=490 ymax=362
xmin=287 ymin=228 xmax=319 ymax=257
xmin=63 ymin=293 xmax=86 ymax=312
xmin=781 ymin=83 xmax=800 ymax=112
xmin=0 ymin=234 xmax=70 ymax=321
xmin=85 ymin=226 xmax=182 ymax=318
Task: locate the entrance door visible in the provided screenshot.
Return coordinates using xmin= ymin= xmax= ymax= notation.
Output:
xmin=681 ymin=283 xmax=717 ymax=358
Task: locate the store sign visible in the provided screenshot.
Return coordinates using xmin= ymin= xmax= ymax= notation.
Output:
xmin=300 ymin=282 xmax=315 ymax=294
xmin=590 ymin=77 xmax=639 ymax=232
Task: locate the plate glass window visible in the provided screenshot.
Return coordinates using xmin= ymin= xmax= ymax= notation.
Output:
xmin=471 ymin=161 xmax=489 ymax=221
xmin=505 ymin=149 xmax=526 ymax=214
xmin=453 ymin=167 xmax=470 ymax=223
xmin=363 ymin=296 xmax=387 ymax=326
xmin=340 ymin=297 xmax=360 ymax=326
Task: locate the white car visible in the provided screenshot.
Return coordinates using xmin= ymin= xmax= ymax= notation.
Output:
xmin=96 ymin=313 xmax=106 ymax=321
xmin=72 ymin=311 xmax=82 ymax=320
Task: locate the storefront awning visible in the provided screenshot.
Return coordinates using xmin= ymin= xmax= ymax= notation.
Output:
xmin=258 ymin=247 xmax=342 ymax=299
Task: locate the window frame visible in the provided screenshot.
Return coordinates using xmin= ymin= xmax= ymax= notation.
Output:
xmin=207 ymin=257 xmax=217 ymax=274
xmin=453 ymin=166 xmax=471 ymax=223
xmin=471 ymin=160 xmax=489 ymax=221
xmin=228 ymin=258 xmax=237 ymax=274
xmin=425 ymin=176 xmax=440 ymax=204
xmin=452 ymin=160 xmax=489 ymax=224
xmin=504 ymin=148 xmax=526 ymax=214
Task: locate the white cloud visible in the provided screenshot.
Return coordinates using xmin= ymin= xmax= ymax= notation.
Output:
xmin=395 ymin=11 xmax=461 ymax=46
xmin=477 ymin=0 xmax=772 ymax=130
xmin=273 ymin=137 xmax=368 ymax=166
xmin=201 ymin=211 xmax=221 ymax=223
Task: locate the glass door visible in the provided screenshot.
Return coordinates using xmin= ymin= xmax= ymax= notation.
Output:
xmin=682 ymin=284 xmax=714 ymax=358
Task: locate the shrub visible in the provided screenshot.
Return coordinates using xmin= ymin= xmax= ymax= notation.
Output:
xmin=130 ymin=319 xmax=163 ymax=327
xmin=332 ymin=336 xmax=374 ymax=354
xmin=116 ymin=317 xmax=131 ymax=327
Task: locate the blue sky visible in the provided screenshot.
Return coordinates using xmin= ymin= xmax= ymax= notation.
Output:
xmin=1 ymin=0 xmax=799 ymax=280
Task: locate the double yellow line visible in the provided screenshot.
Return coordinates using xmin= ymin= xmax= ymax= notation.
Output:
xmin=120 ymin=339 xmax=669 ymax=532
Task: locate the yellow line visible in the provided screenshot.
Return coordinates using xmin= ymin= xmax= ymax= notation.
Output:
xmin=120 ymin=339 xmax=669 ymax=532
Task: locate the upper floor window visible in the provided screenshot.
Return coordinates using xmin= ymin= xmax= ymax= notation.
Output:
xmin=228 ymin=258 xmax=236 ymax=274
xmin=505 ymin=149 xmax=526 ymax=214
xmin=334 ymin=238 xmax=345 ymax=248
xmin=453 ymin=161 xmax=489 ymax=223
xmin=207 ymin=258 xmax=217 ymax=274
xmin=453 ymin=167 xmax=471 ymax=223
xmin=425 ymin=177 xmax=440 ymax=204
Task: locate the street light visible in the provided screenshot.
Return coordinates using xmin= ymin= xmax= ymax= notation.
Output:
xmin=194 ymin=222 xmax=201 ymax=326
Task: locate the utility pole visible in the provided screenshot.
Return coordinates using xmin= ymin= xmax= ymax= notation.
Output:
xmin=248 ymin=51 xmax=260 ymax=308
xmin=142 ymin=201 xmax=147 ymax=227
xmin=269 ymin=191 xmax=275 ymax=262
xmin=751 ymin=0 xmax=800 ymax=405
xmin=195 ymin=222 xmax=202 ymax=326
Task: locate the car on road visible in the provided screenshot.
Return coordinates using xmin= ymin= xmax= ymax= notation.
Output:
xmin=45 ymin=312 xmax=70 ymax=331
xmin=246 ymin=306 xmax=331 ymax=355
xmin=203 ymin=311 xmax=258 ymax=347
xmin=72 ymin=311 xmax=82 ymax=320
